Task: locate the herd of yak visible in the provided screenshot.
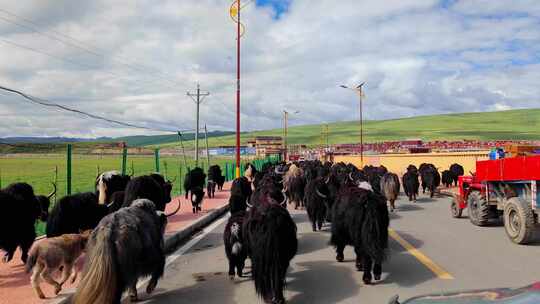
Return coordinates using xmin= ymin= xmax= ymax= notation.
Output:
xmin=0 ymin=160 xmax=464 ymax=304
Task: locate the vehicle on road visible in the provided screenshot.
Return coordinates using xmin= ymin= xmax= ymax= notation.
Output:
xmin=389 ymin=282 xmax=540 ymax=303
xmin=451 ymin=155 xmax=540 ymax=244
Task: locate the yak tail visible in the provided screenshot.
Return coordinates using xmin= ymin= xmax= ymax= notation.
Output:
xmin=73 ymin=227 xmax=118 ymax=304
xmin=361 ymin=196 xmax=389 ymax=264
xmin=25 ymin=248 xmax=38 ymax=274
xmin=250 ymin=206 xmax=297 ymax=301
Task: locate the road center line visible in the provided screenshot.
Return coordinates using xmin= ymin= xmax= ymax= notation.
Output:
xmin=389 ymin=228 xmax=454 ymax=280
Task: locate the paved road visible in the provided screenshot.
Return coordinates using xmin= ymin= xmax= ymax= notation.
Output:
xmin=133 ymin=194 xmax=540 ymax=304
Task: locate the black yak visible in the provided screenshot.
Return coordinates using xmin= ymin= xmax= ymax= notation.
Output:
xmin=420 ymin=164 xmax=440 ymax=198
xmin=403 ymin=167 xmax=419 ymax=202
xmin=330 ymin=184 xmax=389 ymax=284
xmin=73 ymin=199 xmax=167 ymax=304
xmin=380 ymin=173 xmax=400 ymax=211
xmin=184 ymin=167 xmax=206 ymax=213
xmin=304 ymin=177 xmax=330 ymax=231
xmin=122 ymin=174 xmax=174 ymax=212
xmin=0 ymin=183 xmax=54 ymax=263
xmin=96 ymin=171 xmax=130 ymax=205
xmin=223 ymin=202 xmax=247 ymax=279
xmin=244 ymin=175 xmax=297 ymax=304
xmin=207 ymin=165 xmax=222 ymax=198
xmin=46 ymin=192 xmax=108 ymax=238
xmin=449 ymin=163 xmax=464 ymax=186
xmin=441 ymin=170 xmax=455 ymax=188
xmin=231 ymin=176 xmax=252 ymax=205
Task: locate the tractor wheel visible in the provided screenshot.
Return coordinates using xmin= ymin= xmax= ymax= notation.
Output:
xmin=451 ymin=200 xmax=462 ymax=218
xmin=504 ymin=198 xmax=535 ymax=245
xmin=468 ymin=191 xmax=490 ymax=226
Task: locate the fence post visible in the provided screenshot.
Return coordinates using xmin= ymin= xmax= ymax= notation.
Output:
xmin=54 ymin=166 xmax=58 ymax=204
xmin=154 ymin=149 xmax=160 ymax=173
xmin=66 ymin=144 xmax=72 ymax=195
xmin=121 ymin=147 xmax=127 ymax=175
xmin=130 ymin=160 xmax=135 ymax=176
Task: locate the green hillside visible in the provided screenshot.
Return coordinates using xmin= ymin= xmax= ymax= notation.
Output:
xmin=116 ymin=131 xmax=235 ymax=147
xmin=153 ymin=109 xmax=540 ymax=149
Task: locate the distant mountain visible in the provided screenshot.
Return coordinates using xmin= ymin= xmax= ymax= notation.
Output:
xmin=0 ymin=137 xmax=112 ymax=144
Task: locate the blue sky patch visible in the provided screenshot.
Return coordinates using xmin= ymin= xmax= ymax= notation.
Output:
xmin=255 ymin=0 xmax=291 ymax=19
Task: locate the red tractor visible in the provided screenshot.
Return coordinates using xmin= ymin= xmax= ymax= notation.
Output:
xmin=452 ymin=155 xmax=540 ymax=244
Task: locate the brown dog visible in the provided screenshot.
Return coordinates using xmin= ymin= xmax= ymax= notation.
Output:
xmin=25 ymin=230 xmax=91 ymax=299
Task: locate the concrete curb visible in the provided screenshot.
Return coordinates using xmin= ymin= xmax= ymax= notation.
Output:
xmin=164 ymin=203 xmax=230 ymax=255
xmin=50 ymin=203 xmax=230 ymax=304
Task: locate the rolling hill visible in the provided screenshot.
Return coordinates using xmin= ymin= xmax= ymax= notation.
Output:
xmin=152 ymin=109 xmax=540 ymax=149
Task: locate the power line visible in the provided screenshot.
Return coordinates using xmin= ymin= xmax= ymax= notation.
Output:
xmin=0 ymin=8 xmax=182 ymax=86
xmin=0 ymin=85 xmax=192 ymax=133
xmin=0 ymin=37 xmax=178 ymax=91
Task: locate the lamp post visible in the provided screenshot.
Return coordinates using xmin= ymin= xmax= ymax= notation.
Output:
xmin=340 ymin=82 xmax=366 ymax=166
xmin=283 ymin=109 xmax=299 ymax=162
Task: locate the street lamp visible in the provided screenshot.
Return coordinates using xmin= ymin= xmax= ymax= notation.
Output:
xmin=340 ymin=82 xmax=366 ymax=166
xmin=283 ymin=109 xmax=299 ymax=162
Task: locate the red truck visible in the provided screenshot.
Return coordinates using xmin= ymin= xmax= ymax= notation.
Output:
xmin=452 ymin=155 xmax=540 ymax=244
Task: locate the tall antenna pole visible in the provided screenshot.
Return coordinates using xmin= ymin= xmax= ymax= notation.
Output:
xmin=187 ymin=83 xmax=209 ymax=167
xmin=235 ymin=0 xmax=241 ymax=178
xmin=204 ymin=124 xmax=210 ymax=169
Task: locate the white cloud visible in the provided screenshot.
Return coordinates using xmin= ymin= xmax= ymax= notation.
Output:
xmin=0 ymin=0 xmax=539 ymax=138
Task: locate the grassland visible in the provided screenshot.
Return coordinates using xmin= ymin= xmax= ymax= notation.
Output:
xmin=0 ymin=154 xmax=235 ymax=236
xmin=153 ymin=109 xmax=540 ymax=149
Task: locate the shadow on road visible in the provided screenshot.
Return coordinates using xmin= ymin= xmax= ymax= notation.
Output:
xmin=287 ymin=260 xmax=359 ymax=303
xmin=296 ymin=231 xmax=331 ymax=255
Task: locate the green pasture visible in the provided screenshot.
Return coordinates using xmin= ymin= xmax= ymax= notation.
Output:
xmin=0 ymin=154 xmax=233 ymax=236
xmin=153 ymin=108 xmax=540 ymax=149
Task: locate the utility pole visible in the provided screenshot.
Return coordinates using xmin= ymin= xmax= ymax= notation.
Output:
xmin=283 ymin=110 xmax=288 ymax=162
xmin=187 ymin=83 xmax=209 ymax=167
xmin=204 ymin=124 xmax=210 ymax=169
xmin=340 ymin=82 xmax=366 ymax=166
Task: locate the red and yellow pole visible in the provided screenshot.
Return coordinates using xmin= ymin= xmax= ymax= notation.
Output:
xmin=235 ymin=0 xmax=241 ymax=178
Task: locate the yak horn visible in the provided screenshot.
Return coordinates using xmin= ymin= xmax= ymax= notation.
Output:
xmin=315 ymin=188 xmax=327 ymax=198
xmin=348 ymin=172 xmax=354 ymax=181
xmin=325 ymin=177 xmax=330 ymax=184
xmin=169 ymin=176 xmax=177 ymax=184
xmin=166 ymin=199 xmax=182 ymax=217
xmin=47 ymin=182 xmax=57 ymax=199
xmin=247 ymin=201 xmax=253 ymax=208
xmin=280 ymin=195 xmax=287 ymax=206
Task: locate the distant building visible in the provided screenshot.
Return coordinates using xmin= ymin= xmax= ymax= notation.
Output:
xmin=208 ymin=146 xmax=255 ymax=156
xmin=252 ymin=136 xmax=283 ymax=157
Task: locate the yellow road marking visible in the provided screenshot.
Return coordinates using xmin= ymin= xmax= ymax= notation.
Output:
xmin=389 ymin=228 xmax=454 ymax=280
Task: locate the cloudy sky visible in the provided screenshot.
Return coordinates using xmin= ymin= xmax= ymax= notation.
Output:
xmin=0 ymin=0 xmax=539 ymax=138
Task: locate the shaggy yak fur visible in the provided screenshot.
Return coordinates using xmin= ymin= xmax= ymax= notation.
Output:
xmin=0 ymin=182 xmax=54 ymax=263
xmin=122 ymin=174 xmax=173 ymax=212
xmin=330 ymin=185 xmax=389 ymax=284
xmin=46 ymin=192 xmax=108 ymax=238
xmin=73 ymin=199 xmax=167 ymax=304
xmin=380 ymin=173 xmax=400 ymax=211
xmin=283 ymin=164 xmax=306 ymax=209
xmin=304 ymin=177 xmax=330 ymax=231
xmin=95 ymin=171 xmax=130 ymax=205
xmin=207 ymin=165 xmax=223 ymax=198
xmin=402 ymin=167 xmax=420 ymax=202
xmin=420 ymin=164 xmax=441 ymax=198
xmin=243 ymin=177 xmax=297 ymax=304
xmin=26 ymin=230 xmax=91 ymax=299
xmin=441 ymin=170 xmax=455 ymax=188
xmin=449 ymin=163 xmax=464 ymax=186
xmin=223 ymin=209 xmax=248 ymax=279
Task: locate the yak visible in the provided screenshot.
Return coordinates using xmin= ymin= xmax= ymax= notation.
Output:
xmin=283 ymin=164 xmax=306 ymax=209
xmin=184 ymin=167 xmax=206 ymax=213
xmin=441 ymin=170 xmax=455 ymax=188
xmin=450 ymin=163 xmax=464 ymax=186
xmin=244 ymin=174 xmax=297 ymax=304
xmin=402 ymin=168 xmax=419 ymax=202
xmin=231 ymin=176 xmax=253 ymax=205
xmin=420 ymin=164 xmax=440 ymax=198
xmin=46 ymin=192 xmax=107 ymax=238
xmin=224 ymin=195 xmax=248 ymax=279
xmin=330 ymin=184 xmax=389 ymax=285
xmin=123 ymin=174 xmax=175 ymax=212
xmin=380 ymin=172 xmax=400 ymax=211
xmin=0 ymin=183 xmax=55 ymax=263
xmin=95 ymin=171 xmax=130 ymax=205
xmin=207 ymin=165 xmax=222 ymax=198
xmin=304 ymin=177 xmax=330 ymax=231
xmin=73 ymin=199 xmax=167 ymax=304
